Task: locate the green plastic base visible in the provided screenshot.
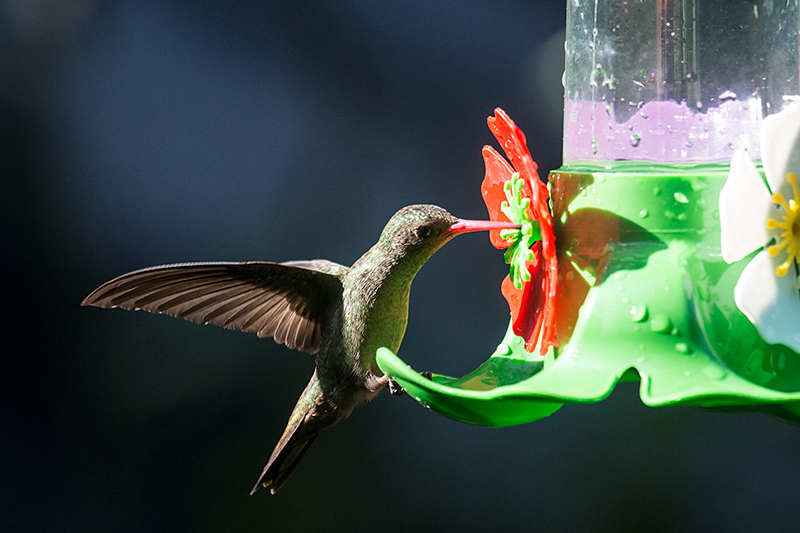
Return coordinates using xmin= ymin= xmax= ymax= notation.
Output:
xmin=377 ymin=323 xmax=562 ymax=428
xmin=377 ymin=162 xmax=800 ymax=427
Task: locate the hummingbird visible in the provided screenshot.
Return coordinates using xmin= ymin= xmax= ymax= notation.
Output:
xmin=82 ymin=204 xmax=518 ymax=494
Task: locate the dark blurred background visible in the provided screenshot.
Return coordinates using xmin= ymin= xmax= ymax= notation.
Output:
xmin=2 ymin=1 xmax=798 ymax=531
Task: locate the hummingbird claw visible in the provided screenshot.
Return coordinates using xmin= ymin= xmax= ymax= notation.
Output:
xmin=388 ymin=379 xmax=406 ymax=396
xmin=421 ymin=371 xmax=433 ymax=380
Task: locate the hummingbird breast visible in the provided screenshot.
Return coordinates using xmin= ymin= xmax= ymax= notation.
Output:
xmin=342 ymin=273 xmax=411 ymax=377
xmin=318 ymin=234 xmax=431 ymax=393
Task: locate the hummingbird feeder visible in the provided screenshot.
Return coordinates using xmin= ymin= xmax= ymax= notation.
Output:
xmin=376 ymin=0 xmax=800 ymax=426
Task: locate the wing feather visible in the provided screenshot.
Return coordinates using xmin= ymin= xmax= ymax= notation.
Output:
xmin=82 ymin=261 xmax=346 ymax=355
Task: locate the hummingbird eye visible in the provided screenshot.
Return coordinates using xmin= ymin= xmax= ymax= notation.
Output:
xmin=414 ymin=225 xmax=432 ymax=239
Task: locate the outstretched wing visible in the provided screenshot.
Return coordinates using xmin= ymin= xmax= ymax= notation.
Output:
xmin=82 ymin=261 xmax=347 ymax=354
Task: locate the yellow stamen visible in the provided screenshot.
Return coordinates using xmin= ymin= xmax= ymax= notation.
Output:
xmin=766 ymin=173 xmax=800 ymax=278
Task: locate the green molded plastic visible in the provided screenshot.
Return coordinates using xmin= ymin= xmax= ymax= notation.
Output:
xmin=499 ymin=172 xmax=540 ymax=289
xmin=376 ymin=161 xmax=800 ymax=427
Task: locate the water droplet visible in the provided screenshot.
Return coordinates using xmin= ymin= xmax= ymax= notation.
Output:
xmin=629 ymin=134 xmax=641 ymax=147
xmin=653 ymin=187 xmax=662 ymax=197
xmin=497 ymin=343 xmax=512 ymax=355
xmin=776 ymin=352 xmax=787 ymax=371
xmin=673 ymin=191 xmax=688 ymax=203
xmin=638 ymin=208 xmax=649 ymax=219
xmin=685 ymin=141 xmax=694 ymax=148
xmin=703 ymin=365 xmax=727 ymax=380
xmin=630 ymin=304 xmax=647 ymax=322
xmin=637 ymin=356 xmax=646 ymax=363
xmin=630 ymin=303 xmax=648 ymax=323
xmin=684 ymin=370 xmax=692 ymax=377
xmin=675 ymin=342 xmax=692 ymax=355
xmin=719 ymin=90 xmax=737 ymax=102
xmin=591 ymin=141 xmax=598 ymax=155
xmin=696 ymin=283 xmax=710 ymax=302
xmin=649 ymin=315 xmax=673 ymax=334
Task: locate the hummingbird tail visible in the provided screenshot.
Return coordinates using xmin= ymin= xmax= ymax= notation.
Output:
xmin=250 ymin=433 xmax=319 ymax=495
xmin=251 ymin=371 xmax=329 ymax=495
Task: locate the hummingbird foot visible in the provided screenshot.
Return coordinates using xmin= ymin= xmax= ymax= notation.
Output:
xmin=387 ymin=372 xmax=435 ymax=396
xmin=387 ymin=379 xmax=406 ymax=396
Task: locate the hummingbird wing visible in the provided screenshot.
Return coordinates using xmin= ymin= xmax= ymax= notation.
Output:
xmin=81 ymin=261 xmax=346 ymax=354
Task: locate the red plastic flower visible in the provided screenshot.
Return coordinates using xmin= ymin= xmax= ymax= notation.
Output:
xmin=481 ymin=108 xmax=557 ymax=354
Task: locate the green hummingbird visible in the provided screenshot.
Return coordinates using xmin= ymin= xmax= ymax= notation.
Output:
xmin=82 ymin=204 xmax=518 ymax=494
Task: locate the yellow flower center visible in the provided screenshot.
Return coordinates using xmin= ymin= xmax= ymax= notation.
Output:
xmin=766 ymin=172 xmax=800 ymax=282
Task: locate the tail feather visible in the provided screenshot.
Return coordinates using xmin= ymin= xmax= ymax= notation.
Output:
xmin=251 ymin=370 xmax=329 ymax=495
xmin=251 ymin=433 xmax=318 ymax=495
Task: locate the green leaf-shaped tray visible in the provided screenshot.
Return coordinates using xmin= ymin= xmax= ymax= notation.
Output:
xmin=377 ymin=162 xmax=800 ymax=427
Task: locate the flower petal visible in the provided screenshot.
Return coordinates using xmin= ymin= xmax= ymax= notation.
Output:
xmin=760 ymin=102 xmax=800 ymax=198
xmin=734 ymin=249 xmax=800 ymax=353
xmin=501 ymin=257 xmax=543 ymax=354
xmin=719 ymin=148 xmax=780 ymax=263
xmin=486 ymin=108 xmax=558 ymax=354
xmin=481 ymin=145 xmax=521 ymax=249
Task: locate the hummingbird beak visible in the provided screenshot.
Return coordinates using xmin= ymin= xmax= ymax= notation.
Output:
xmin=448 ymin=219 xmax=521 ymax=235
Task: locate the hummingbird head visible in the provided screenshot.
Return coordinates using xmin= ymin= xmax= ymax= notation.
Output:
xmin=376 ymin=204 xmax=520 ymax=271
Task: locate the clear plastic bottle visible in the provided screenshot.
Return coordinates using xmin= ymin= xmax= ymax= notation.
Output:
xmin=562 ymin=0 xmax=799 ymax=164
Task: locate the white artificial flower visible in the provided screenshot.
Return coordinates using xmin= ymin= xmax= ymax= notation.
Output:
xmin=719 ymin=102 xmax=800 ymax=353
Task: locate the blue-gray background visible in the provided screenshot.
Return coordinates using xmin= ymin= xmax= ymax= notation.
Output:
xmin=2 ymin=1 xmax=798 ymax=531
